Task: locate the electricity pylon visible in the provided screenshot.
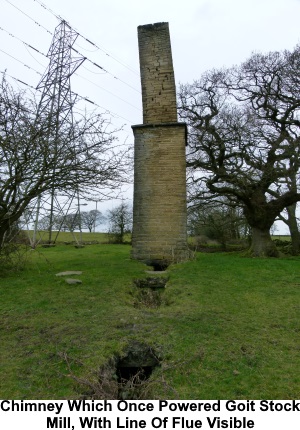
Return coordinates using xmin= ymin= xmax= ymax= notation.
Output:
xmin=32 ymin=20 xmax=85 ymax=245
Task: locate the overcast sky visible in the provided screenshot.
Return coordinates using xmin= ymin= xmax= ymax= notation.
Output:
xmin=1 ymin=0 xmax=300 ymax=232
xmin=2 ymin=0 xmax=300 ymax=129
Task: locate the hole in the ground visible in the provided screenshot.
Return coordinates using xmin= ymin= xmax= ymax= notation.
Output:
xmin=117 ymin=365 xmax=153 ymax=384
xmin=132 ymin=277 xmax=168 ymax=308
xmin=70 ymin=342 xmax=162 ymax=400
xmin=134 ymin=288 xmax=163 ymax=308
xmin=151 ymin=260 xmax=170 ymax=271
xmin=116 ymin=342 xmax=160 ymax=399
xmin=133 ymin=277 xmax=168 ymax=290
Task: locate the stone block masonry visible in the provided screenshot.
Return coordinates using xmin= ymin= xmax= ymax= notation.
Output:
xmin=131 ymin=22 xmax=189 ymax=265
xmin=138 ymin=22 xmax=178 ymax=124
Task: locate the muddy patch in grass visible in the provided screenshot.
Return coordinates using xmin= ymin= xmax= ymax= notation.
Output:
xmin=132 ymin=277 xmax=169 ymax=308
xmin=68 ymin=342 xmax=161 ymax=400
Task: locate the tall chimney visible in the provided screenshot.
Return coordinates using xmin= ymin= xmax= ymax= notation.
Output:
xmin=131 ymin=22 xmax=189 ymax=266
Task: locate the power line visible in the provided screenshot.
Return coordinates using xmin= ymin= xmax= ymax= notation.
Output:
xmin=71 ymin=46 xmax=140 ymax=93
xmin=24 ymin=44 xmax=47 ymax=68
xmin=0 ymin=37 xmax=140 ymax=113
xmin=0 ymin=5 xmax=141 ymax=122
xmin=3 ymin=1 xmax=141 ymax=94
xmin=81 ymin=64 xmax=106 ymax=75
xmin=32 ymin=0 xmax=62 ymax=21
xmin=75 ymin=35 xmax=139 ymax=77
xmin=0 ymin=48 xmax=43 ymax=77
xmin=32 ymin=0 xmax=139 ymax=76
xmin=0 ymin=26 xmax=141 ymax=111
xmin=0 ymin=69 xmax=37 ymax=90
xmin=0 ymin=69 xmax=136 ymax=124
xmin=4 ymin=0 xmax=52 ymax=35
xmin=74 ymin=72 xmax=141 ymax=111
xmin=0 ymin=25 xmax=48 ymax=58
xmin=73 ymin=96 xmax=135 ymax=124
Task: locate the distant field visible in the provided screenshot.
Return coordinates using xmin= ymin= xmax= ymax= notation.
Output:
xmin=24 ymin=230 xmax=111 ymax=244
xmin=272 ymin=235 xmax=291 ymax=241
xmin=24 ymin=230 xmax=291 ymax=245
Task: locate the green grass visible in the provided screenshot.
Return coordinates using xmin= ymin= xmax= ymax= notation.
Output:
xmin=25 ymin=230 xmax=132 ymax=245
xmin=272 ymin=235 xmax=291 ymax=241
xmin=26 ymin=230 xmax=109 ymax=244
xmin=1 ymin=245 xmax=300 ymax=399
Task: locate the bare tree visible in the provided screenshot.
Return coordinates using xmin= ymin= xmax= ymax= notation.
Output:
xmin=81 ymin=210 xmax=106 ymax=233
xmin=188 ymin=198 xmax=246 ymax=249
xmin=274 ymin=167 xmax=300 ymax=253
xmin=278 ymin=203 xmax=300 ymax=254
xmin=36 ymin=215 xmax=52 ymax=231
xmin=57 ymin=213 xmax=80 ymax=233
xmin=179 ymin=46 xmax=300 ymax=257
xmin=107 ymin=201 xmax=132 ymax=244
xmin=0 ymin=76 xmax=127 ymax=250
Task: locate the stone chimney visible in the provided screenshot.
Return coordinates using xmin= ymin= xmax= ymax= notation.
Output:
xmin=131 ymin=22 xmax=189 ymax=267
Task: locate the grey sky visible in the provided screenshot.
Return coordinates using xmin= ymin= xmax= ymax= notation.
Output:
xmin=2 ymin=0 xmax=300 ymax=129
xmin=1 ymin=0 xmax=299 ymax=232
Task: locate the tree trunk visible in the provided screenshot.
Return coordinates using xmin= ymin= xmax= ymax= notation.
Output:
xmin=0 ymin=229 xmax=6 ymax=251
xmin=286 ymin=204 xmax=300 ymax=255
xmin=249 ymin=227 xmax=279 ymax=257
xmin=0 ymin=219 xmax=12 ymax=251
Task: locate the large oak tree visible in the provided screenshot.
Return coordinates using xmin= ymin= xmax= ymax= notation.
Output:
xmin=179 ymin=46 xmax=300 ymax=256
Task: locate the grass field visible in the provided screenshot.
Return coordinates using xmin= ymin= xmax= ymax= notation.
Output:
xmin=26 ymin=230 xmax=110 ymax=244
xmin=0 ymin=243 xmax=299 ymax=399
